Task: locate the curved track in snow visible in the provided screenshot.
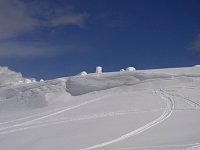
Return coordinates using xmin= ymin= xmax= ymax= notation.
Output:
xmin=105 ymin=142 xmax=200 ymax=150
xmin=0 ymin=90 xmax=176 ymax=149
xmin=0 ymin=109 xmax=160 ymax=135
xmin=0 ymin=95 xmax=109 ymax=134
xmin=80 ymin=89 xmax=175 ymax=150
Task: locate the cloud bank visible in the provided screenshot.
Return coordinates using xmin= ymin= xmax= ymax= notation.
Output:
xmin=0 ymin=0 xmax=88 ymax=40
xmin=0 ymin=0 xmax=89 ymax=57
xmin=189 ymin=34 xmax=200 ymax=52
xmin=0 ymin=0 xmax=39 ymax=39
xmin=0 ymin=41 xmax=92 ymax=58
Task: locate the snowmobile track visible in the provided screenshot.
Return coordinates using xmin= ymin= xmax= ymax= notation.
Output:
xmin=79 ymin=89 xmax=175 ymax=150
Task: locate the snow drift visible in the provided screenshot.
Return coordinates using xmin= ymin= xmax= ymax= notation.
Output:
xmin=66 ymin=67 xmax=200 ymax=96
xmin=0 ymin=67 xmax=69 ymax=110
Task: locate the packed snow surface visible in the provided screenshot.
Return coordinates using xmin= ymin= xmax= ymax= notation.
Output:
xmin=0 ymin=66 xmax=200 ymax=150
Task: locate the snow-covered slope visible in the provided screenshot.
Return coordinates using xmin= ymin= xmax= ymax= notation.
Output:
xmin=0 ymin=66 xmax=200 ymax=150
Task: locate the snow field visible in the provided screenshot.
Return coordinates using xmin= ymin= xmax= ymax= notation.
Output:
xmin=0 ymin=66 xmax=200 ymax=150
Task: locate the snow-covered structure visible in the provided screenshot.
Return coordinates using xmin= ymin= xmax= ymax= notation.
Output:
xmin=17 ymin=80 xmax=24 ymax=84
xmin=194 ymin=65 xmax=200 ymax=67
xmin=40 ymin=79 xmax=44 ymax=82
xmin=126 ymin=67 xmax=136 ymax=71
xmin=24 ymin=79 xmax=32 ymax=84
xmin=30 ymin=78 xmax=37 ymax=83
xmin=24 ymin=78 xmax=37 ymax=83
xmin=96 ymin=66 xmax=102 ymax=73
xmin=80 ymin=71 xmax=87 ymax=76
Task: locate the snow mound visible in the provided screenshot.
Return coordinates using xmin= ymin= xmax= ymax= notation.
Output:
xmin=126 ymin=67 xmax=136 ymax=71
xmin=0 ymin=66 xmax=70 ymax=110
xmin=0 ymin=77 xmax=69 ymax=111
xmin=194 ymin=65 xmax=200 ymax=67
xmin=0 ymin=66 xmax=24 ymax=87
xmin=78 ymin=71 xmax=87 ymax=76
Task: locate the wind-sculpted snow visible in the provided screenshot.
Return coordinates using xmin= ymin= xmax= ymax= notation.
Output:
xmin=66 ymin=67 xmax=200 ymax=96
xmin=1 ymin=66 xmax=200 ymax=110
xmin=0 ymin=78 xmax=69 ymax=110
xmin=0 ymin=66 xmax=24 ymax=87
xmin=66 ymin=72 xmax=169 ymax=96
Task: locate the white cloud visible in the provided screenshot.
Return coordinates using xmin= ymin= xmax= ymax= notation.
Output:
xmin=0 ymin=41 xmax=92 ymax=58
xmin=0 ymin=0 xmax=90 ymax=57
xmin=0 ymin=0 xmax=89 ymax=40
xmin=189 ymin=34 xmax=200 ymax=51
xmin=49 ymin=13 xmax=89 ymax=27
xmin=0 ymin=42 xmax=54 ymax=57
xmin=0 ymin=0 xmax=39 ymax=39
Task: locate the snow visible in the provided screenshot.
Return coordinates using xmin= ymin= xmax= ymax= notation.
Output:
xmin=126 ymin=67 xmax=136 ymax=71
xmin=96 ymin=66 xmax=102 ymax=73
xmin=40 ymin=79 xmax=44 ymax=82
xmin=194 ymin=65 xmax=200 ymax=67
xmin=24 ymin=78 xmax=32 ymax=83
xmin=0 ymin=66 xmax=24 ymax=87
xmin=79 ymin=71 xmax=88 ymax=76
xmin=0 ymin=66 xmax=200 ymax=150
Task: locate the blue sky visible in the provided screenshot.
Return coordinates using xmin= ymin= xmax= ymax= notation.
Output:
xmin=0 ymin=0 xmax=200 ymax=79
